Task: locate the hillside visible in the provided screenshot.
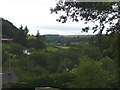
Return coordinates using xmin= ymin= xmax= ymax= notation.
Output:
xmin=2 ymin=18 xmax=20 ymax=38
xmin=2 ymin=18 xmax=118 ymax=89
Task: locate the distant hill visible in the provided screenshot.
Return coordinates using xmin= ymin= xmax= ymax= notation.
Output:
xmin=44 ymin=34 xmax=93 ymax=43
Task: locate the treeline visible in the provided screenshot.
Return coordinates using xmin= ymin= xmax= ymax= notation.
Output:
xmin=44 ymin=35 xmax=92 ymax=44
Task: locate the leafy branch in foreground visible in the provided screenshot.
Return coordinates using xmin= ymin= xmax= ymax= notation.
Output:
xmin=50 ymin=1 xmax=120 ymax=34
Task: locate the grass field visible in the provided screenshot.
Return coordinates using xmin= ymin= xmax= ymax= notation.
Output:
xmin=46 ymin=47 xmax=58 ymax=52
xmin=46 ymin=46 xmax=70 ymax=52
xmin=56 ymin=46 xmax=70 ymax=49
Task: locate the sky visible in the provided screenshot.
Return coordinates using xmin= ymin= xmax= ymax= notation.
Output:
xmin=0 ymin=0 xmax=105 ymax=35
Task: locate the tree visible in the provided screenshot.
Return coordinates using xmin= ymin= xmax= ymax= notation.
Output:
xmin=19 ymin=25 xmax=29 ymax=34
xmin=57 ymin=58 xmax=74 ymax=72
xmin=36 ymin=30 xmax=41 ymax=38
xmin=19 ymin=25 xmax=23 ymax=30
xmin=13 ymin=25 xmax=29 ymax=46
xmin=90 ymin=34 xmax=110 ymax=51
xmin=51 ymin=1 xmax=119 ymax=34
xmin=27 ymin=37 xmax=46 ymax=50
xmin=23 ymin=26 xmax=29 ymax=34
xmin=30 ymin=51 xmax=48 ymax=67
xmin=68 ymin=56 xmax=118 ymax=88
xmin=32 ymin=30 xmax=46 ymax=50
xmin=84 ymin=46 xmax=103 ymax=60
xmin=13 ymin=30 xmax=28 ymax=46
xmin=50 ymin=72 xmax=75 ymax=88
xmin=103 ymin=32 xmax=119 ymax=59
xmin=7 ymin=43 xmax=25 ymax=56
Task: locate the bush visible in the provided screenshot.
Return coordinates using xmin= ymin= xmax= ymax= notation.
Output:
xmin=67 ymin=56 xmax=118 ymax=88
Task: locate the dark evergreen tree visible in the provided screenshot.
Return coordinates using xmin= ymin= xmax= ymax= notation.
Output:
xmin=36 ymin=30 xmax=41 ymax=39
xmin=19 ymin=25 xmax=23 ymax=30
xmin=35 ymin=31 xmax=46 ymax=50
xmin=23 ymin=26 xmax=29 ymax=34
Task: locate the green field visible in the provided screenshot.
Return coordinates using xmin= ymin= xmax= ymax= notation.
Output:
xmin=46 ymin=46 xmax=70 ymax=52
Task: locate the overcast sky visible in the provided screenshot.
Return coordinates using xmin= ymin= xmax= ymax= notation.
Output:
xmin=0 ymin=0 xmax=99 ymax=35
